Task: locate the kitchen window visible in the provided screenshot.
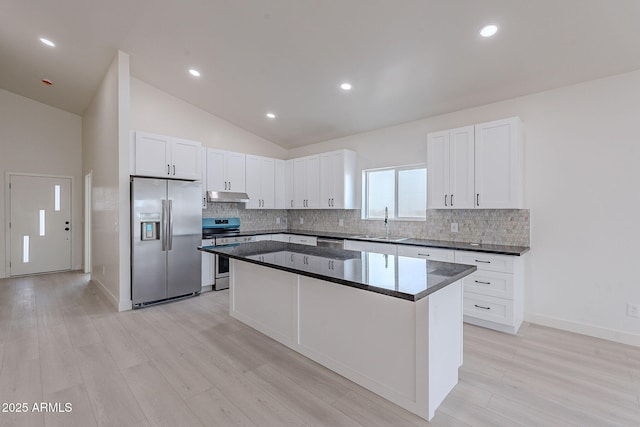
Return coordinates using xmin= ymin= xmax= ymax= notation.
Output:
xmin=362 ymin=165 xmax=426 ymax=220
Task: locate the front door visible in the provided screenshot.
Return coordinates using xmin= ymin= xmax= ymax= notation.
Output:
xmin=9 ymin=175 xmax=72 ymax=276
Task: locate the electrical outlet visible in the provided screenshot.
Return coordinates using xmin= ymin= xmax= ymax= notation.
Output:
xmin=276 ymin=217 xmax=280 ymax=224
xmin=451 ymin=222 xmax=459 ymax=233
xmin=300 ymin=217 xmax=304 ymax=225
xmin=627 ymin=303 xmax=640 ymax=318
xmin=339 ymin=218 xmax=344 ymax=226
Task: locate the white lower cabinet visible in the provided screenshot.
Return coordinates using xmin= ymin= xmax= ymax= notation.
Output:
xmin=344 ymin=240 xmax=397 ymax=255
xmin=396 ymin=245 xmax=454 ymax=262
xmin=287 ymin=235 xmax=317 ymax=246
xmin=201 ymin=239 xmax=215 ymax=291
xmin=454 ymin=250 xmax=523 ymax=334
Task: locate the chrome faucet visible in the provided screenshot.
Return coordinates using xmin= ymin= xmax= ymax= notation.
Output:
xmin=384 ymin=206 xmax=390 ymax=238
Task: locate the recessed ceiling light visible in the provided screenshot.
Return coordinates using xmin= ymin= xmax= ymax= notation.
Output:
xmin=40 ymin=38 xmax=55 ymax=47
xmin=188 ymin=69 xmax=201 ymax=77
xmin=340 ymin=82 xmax=352 ymax=91
xmin=480 ymin=25 xmax=498 ymax=38
xmin=266 ymin=113 xmax=276 ymax=119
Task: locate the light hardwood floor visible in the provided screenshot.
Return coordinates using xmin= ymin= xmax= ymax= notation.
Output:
xmin=0 ymin=271 xmax=639 ymax=426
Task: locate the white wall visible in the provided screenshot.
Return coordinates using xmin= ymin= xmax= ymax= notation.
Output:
xmin=0 ymin=89 xmax=82 ymax=278
xmin=130 ymin=78 xmax=287 ymax=158
xmin=289 ymin=69 xmax=640 ymax=346
xmin=82 ymin=51 xmax=131 ymax=311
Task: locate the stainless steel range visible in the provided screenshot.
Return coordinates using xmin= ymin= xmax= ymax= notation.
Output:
xmin=202 ymin=218 xmax=255 ymax=290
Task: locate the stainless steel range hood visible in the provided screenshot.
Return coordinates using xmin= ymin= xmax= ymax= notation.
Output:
xmin=206 ymin=191 xmax=250 ymax=203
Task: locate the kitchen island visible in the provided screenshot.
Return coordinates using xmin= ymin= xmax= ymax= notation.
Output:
xmin=199 ymin=241 xmax=477 ymax=421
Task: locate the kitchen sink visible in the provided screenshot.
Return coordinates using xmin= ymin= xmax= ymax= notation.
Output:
xmin=354 ymin=235 xmax=409 ymax=242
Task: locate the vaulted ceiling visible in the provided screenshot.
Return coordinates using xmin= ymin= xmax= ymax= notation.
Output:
xmin=2 ymin=0 xmax=640 ymax=148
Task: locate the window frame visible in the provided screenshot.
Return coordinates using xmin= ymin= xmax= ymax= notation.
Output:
xmin=362 ymin=163 xmax=427 ymax=221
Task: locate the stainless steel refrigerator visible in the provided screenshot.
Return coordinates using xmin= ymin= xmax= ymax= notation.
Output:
xmin=131 ymin=177 xmax=202 ymax=307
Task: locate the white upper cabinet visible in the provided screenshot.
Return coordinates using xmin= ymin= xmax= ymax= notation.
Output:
xmin=293 ymin=155 xmax=320 ymax=209
xmin=427 ymin=117 xmax=522 ymax=209
xmin=474 ymin=117 xmax=522 ymax=209
xmin=285 ymin=160 xmax=295 ymax=209
xmin=200 ymin=147 xmax=207 ymax=208
xmin=274 ymin=159 xmax=286 ymax=209
xmin=426 ymin=130 xmax=450 ymax=209
xmin=319 ymin=149 xmax=357 ymax=209
xmin=427 ymin=126 xmax=475 ymax=209
xmin=246 ymin=155 xmax=276 ymax=209
xmin=206 ymin=148 xmax=246 ymax=192
xmin=133 ymin=131 xmax=201 ymax=180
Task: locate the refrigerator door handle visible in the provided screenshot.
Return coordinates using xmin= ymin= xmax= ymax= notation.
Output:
xmin=161 ymin=199 xmax=167 ymax=251
xmin=167 ymin=199 xmax=174 ymax=250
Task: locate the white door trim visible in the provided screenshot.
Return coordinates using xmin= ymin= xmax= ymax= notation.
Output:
xmin=84 ymin=171 xmax=92 ymax=274
xmin=5 ymin=172 xmax=75 ymax=277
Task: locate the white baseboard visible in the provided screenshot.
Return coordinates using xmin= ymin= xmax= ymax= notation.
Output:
xmin=525 ymin=312 xmax=640 ymax=347
xmin=119 ymin=299 xmax=132 ymax=312
xmin=0 ymin=269 xmax=5 ymax=279
xmin=91 ymin=276 xmax=120 ymax=310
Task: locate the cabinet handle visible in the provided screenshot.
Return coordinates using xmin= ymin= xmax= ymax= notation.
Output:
xmin=417 ymin=253 xmax=430 ymax=257
xmin=444 ymin=194 xmax=448 ymax=206
xmin=331 ymin=198 xmax=334 ymax=207
xmin=229 ymin=181 xmax=231 ymax=190
xmin=328 ymin=198 xmax=331 ymax=207
xmin=475 ymin=259 xmax=491 ymax=264
xmin=476 ymin=193 xmax=480 ymax=206
xmin=291 ymin=200 xmax=293 ymax=207
xmin=451 ymin=194 xmax=454 ymax=206
xmin=173 ymin=165 xmax=176 ymax=175
xmin=474 ymin=304 xmax=491 ymax=310
xmin=167 ymin=164 xmax=170 ymax=175
xmin=474 ymin=280 xmax=491 ymax=285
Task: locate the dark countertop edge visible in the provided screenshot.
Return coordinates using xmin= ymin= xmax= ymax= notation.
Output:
xmin=230 ymin=229 xmax=530 ymax=256
xmin=198 ymin=246 xmax=477 ymax=302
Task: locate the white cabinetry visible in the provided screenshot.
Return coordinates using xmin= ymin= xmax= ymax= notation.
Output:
xmin=474 ymin=117 xmax=523 ymax=208
xmin=274 ymin=160 xmax=286 ymax=209
xmin=427 ymin=126 xmax=475 ymax=209
xmin=319 ymin=149 xmax=357 ymax=209
xmin=454 ymin=250 xmax=523 ymax=334
xmin=344 ymin=240 xmax=397 ymax=255
xmin=427 ymin=117 xmax=522 ymax=209
xmin=200 ymin=147 xmax=207 ymax=208
xmin=287 ymin=235 xmax=317 ymax=246
xmin=396 ymin=245 xmax=454 ymax=262
xmin=284 ymin=160 xmax=295 ymax=209
xmin=201 ymin=239 xmax=215 ymax=291
xmin=293 ymin=155 xmax=320 ymax=208
xmin=133 ymin=131 xmax=201 ymax=180
xmin=246 ymin=155 xmax=276 ymax=209
xmin=206 ymin=149 xmax=246 ymax=192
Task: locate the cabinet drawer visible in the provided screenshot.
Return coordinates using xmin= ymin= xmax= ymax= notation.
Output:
xmin=464 ymin=292 xmax=513 ymax=326
xmin=462 ymin=270 xmax=513 ymax=299
xmin=288 ymin=235 xmax=317 ymax=246
xmin=396 ymin=245 xmax=454 ymax=262
xmin=455 ymin=251 xmax=514 ymax=273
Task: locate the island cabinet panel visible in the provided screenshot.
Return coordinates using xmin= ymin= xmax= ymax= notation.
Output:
xmin=298 ymin=276 xmax=417 ymax=401
xmin=228 ymin=259 xmax=463 ymax=421
xmin=230 ymin=261 xmax=298 ymax=346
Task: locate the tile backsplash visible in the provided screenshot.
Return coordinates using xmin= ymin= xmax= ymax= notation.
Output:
xmin=287 ymin=209 xmax=530 ymax=246
xmin=203 ymin=204 xmax=530 ymax=247
xmin=203 ymin=203 xmax=289 ymax=231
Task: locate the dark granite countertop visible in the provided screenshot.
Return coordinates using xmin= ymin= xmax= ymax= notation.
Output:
xmin=199 ymin=241 xmax=477 ymax=301
xmin=231 ymin=229 xmax=530 ymax=256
